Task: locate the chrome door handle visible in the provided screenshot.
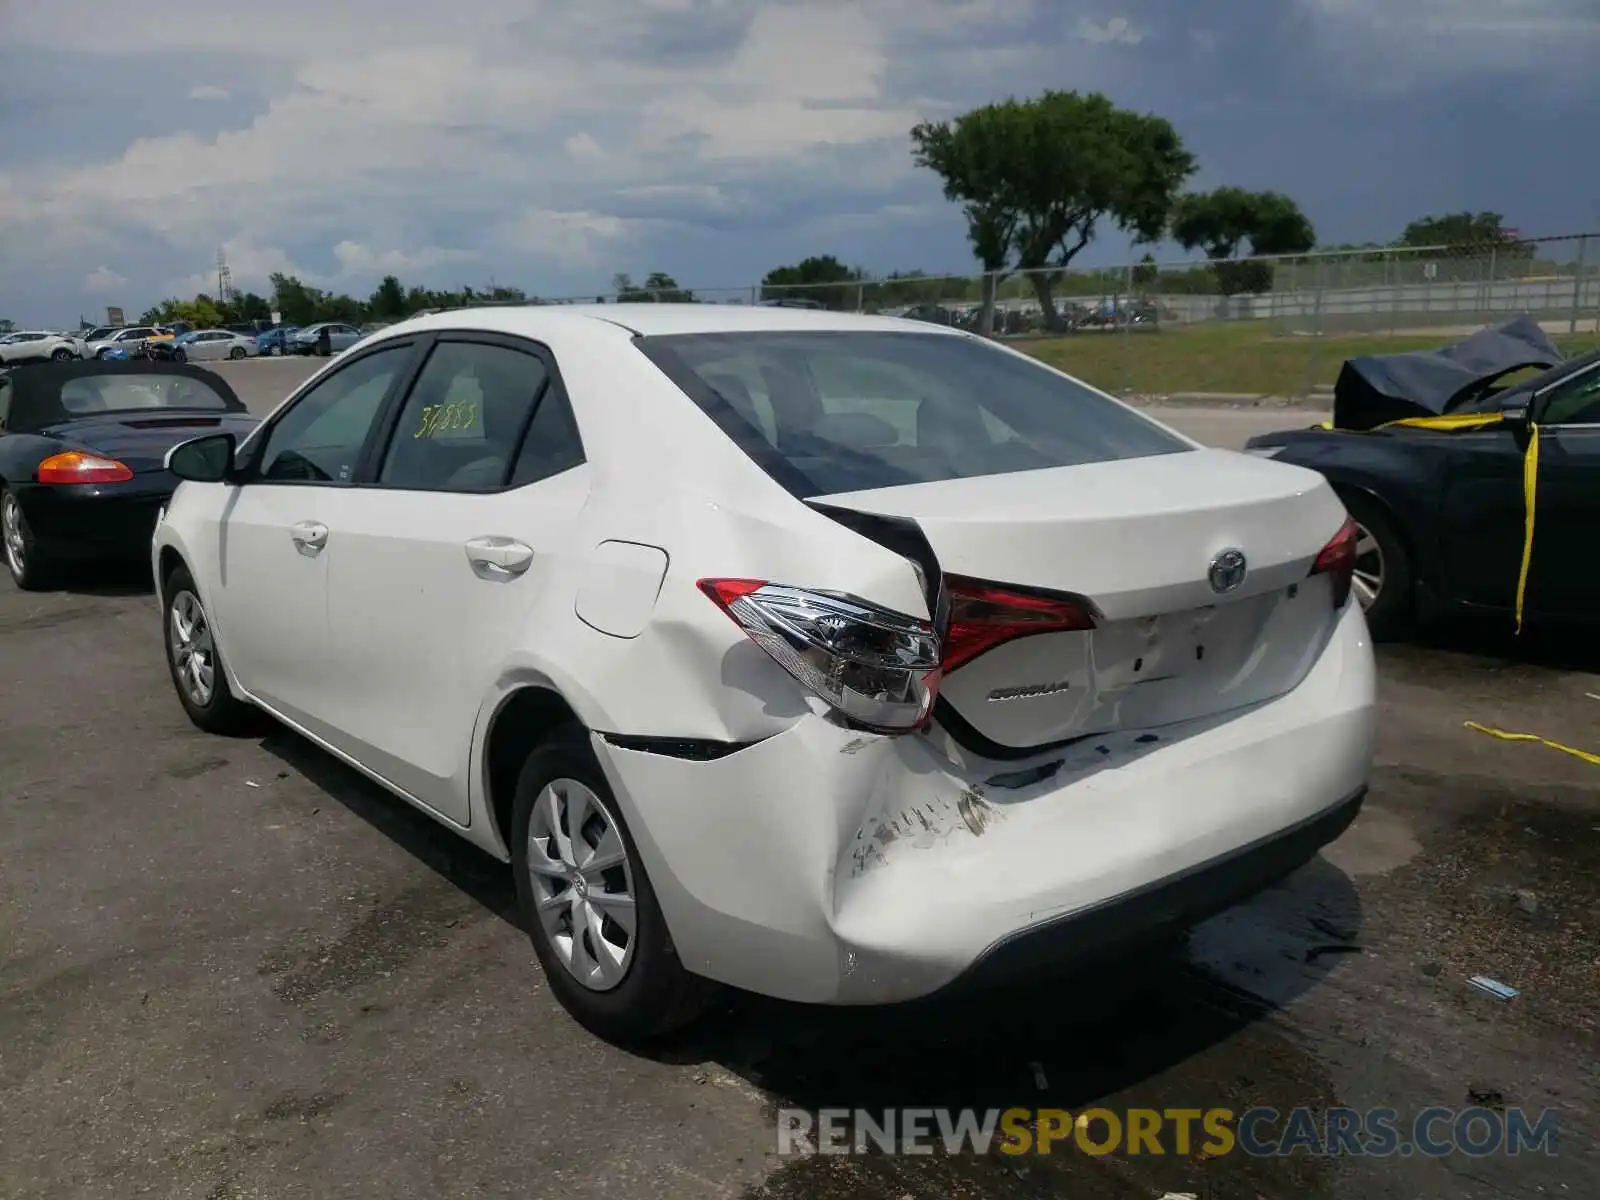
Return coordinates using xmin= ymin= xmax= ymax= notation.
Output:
xmin=465 ymin=536 xmax=533 ymax=579
xmin=289 ymin=520 xmax=328 ymax=554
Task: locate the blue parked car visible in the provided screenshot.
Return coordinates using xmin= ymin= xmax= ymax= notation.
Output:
xmin=256 ymin=325 xmax=301 ymax=356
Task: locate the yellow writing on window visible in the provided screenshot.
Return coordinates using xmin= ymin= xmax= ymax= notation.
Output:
xmin=415 ymin=400 xmax=477 ymax=438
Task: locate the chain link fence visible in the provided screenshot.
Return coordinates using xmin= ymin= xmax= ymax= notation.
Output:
xmin=520 ymin=232 xmax=1599 ymax=398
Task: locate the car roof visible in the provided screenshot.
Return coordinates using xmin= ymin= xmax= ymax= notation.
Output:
xmin=386 ymin=303 xmax=970 ymax=340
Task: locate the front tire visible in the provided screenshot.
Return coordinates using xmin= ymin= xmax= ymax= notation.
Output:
xmin=510 ymin=728 xmax=715 ymax=1043
xmin=2 ymin=488 xmax=55 ymax=591
xmin=172 ymin=348 xmax=187 ymax=363
xmin=51 ymin=348 xmax=74 ymax=362
xmin=1339 ymin=490 xmax=1414 ymax=641
xmin=162 ymin=564 xmax=261 ymax=735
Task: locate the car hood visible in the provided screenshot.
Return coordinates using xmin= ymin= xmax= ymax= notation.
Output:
xmin=42 ymin=411 xmax=261 ymax=473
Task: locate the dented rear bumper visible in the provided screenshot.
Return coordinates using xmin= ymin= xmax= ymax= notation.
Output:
xmin=592 ymin=600 xmax=1377 ymax=1005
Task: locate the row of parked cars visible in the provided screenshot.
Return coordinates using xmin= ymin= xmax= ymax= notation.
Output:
xmin=0 ymin=321 xmax=378 ymax=369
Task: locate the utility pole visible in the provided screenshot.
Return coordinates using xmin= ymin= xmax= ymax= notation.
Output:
xmin=216 ymin=246 xmax=233 ymax=305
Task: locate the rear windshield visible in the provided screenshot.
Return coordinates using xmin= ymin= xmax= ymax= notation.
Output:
xmin=636 ymin=331 xmax=1189 ymax=496
xmin=60 ymin=373 xmax=233 ymax=416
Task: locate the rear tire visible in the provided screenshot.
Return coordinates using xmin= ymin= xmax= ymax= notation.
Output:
xmin=51 ymin=348 xmax=74 ymax=362
xmin=229 ymin=346 xmax=246 ymax=360
xmin=2 ymin=488 xmax=55 ymax=591
xmin=1339 ymin=490 xmax=1414 ymax=641
xmin=510 ymin=727 xmax=716 ymax=1043
xmin=162 ymin=564 xmax=262 ymax=735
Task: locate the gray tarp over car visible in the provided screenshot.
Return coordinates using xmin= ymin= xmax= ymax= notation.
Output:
xmin=1331 ymin=315 xmax=1564 ymax=431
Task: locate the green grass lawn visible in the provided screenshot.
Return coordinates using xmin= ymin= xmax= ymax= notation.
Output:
xmin=1015 ymin=322 xmax=1600 ymax=398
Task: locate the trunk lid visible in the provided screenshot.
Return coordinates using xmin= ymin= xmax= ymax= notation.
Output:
xmin=46 ymin=412 xmax=261 ymax=474
xmin=813 ymin=448 xmax=1351 ymax=754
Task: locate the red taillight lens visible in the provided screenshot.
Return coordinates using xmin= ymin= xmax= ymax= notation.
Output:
xmin=941 ymin=575 xmax=1097 ymax=675
xmin=698 ymin=579 xmax=941 ymax=732
xmin=36 ymin=451 xmax=134 ymax=485
xmin=1310 ymin=518 xmax=1358 ymax=609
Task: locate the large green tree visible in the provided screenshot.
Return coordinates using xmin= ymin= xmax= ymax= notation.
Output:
xmin=912 ymin=90 xmax=1195 ymax=331
xmin=1170 ymin=187 xmax=1316 ymax=298
xmin=613 ymin=272 xmax=694 ymax=303
xmin=760 ymin=255 xmax=862 ymax=310
xmin=367 ymin=274 xmax=408 ymax=320
xmin=1397 ymin=211 xmax=1533 ymax=262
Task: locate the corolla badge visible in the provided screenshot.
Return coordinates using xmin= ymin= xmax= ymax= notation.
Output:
xmin=1208 ymin=548 xmax=1247 ymax=594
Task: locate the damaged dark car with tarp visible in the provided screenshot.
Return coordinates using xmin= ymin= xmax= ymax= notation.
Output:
xmin=1246 ymin=316 xmax=1600 ymax=640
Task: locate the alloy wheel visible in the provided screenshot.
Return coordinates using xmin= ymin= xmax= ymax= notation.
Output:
xmin=2 ymin=493 xmax=25 ymax=578
xmin=1351 ymin=522 xmax=1384 ymax=610
xmin=169 ymin=589 xmax=217 ymax=707
xmin=524 ymin=778 xmax=637 ymax=991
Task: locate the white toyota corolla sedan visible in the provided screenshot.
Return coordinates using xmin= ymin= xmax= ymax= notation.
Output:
xmin=153 ymin=304 xmax=1376 ymax=1041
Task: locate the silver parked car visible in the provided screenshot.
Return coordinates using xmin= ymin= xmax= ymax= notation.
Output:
xmin=171 ymin=329 xmax=260 ymax=363
xmin=291 ymin=322 xmax=362 ymax=356
xmin=84 ymin=326 xmax=162 ymax=358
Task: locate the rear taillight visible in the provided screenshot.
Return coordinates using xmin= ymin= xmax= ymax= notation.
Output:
xmin=36 ymin=451 xmax=133 ymax=485
xmin=698 ymin=579 xmax=941 ymax=732
xmin=1310 ymin=518 xmax=1358 ymax=609
xmin=941 ymin=575 xmax=1097 ymax=675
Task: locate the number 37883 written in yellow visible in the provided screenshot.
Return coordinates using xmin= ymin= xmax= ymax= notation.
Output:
xmin=415 ymin=401 xmax=477 ymax=437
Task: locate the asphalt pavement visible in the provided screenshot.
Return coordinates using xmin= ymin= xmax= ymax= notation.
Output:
xmin=2 ymin=355 xmax=1596 ymax=1198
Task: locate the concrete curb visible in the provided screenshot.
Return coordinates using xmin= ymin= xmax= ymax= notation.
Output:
xmin=1116 ymin=392 xmax=1331 ymax=410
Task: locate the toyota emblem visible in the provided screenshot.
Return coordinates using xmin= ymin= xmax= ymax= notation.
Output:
xmin=1208 ymin=548 xmax=1247 ymax=594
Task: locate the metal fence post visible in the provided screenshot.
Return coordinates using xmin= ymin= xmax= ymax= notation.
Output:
xmin=1486 ymin=245 xmax=1497 ymax=319
xmin=1572 ymin=234 xmax=1589 ymax=337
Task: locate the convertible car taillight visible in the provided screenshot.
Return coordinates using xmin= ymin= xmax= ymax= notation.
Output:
xmin=36 ymin=451 xmax=134 ymax=485
xmin=1309 ymin=518 xmax=1358 ymax=609
xmin=698 ymin=579 xmax=941 ymax=731
xmin=940 ymin=575 xmax=1097 ymax=674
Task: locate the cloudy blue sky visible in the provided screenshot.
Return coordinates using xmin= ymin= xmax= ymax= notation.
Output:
xmin=2 ymin=0 xmax=1597 ymax=325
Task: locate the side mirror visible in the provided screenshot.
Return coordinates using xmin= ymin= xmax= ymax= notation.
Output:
xmin=166 ymin=433 xmax=236 ymax=482
xmin=1499 ymin=403 xmax=1530 ymax=431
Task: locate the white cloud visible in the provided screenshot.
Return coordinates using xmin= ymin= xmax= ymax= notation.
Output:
xmin=1075 ymin=16 xmax=1145 ymax=45
xmin=331 ymin=241 xmax=477 ymax=277
xmin=187 ymin=84 xmax=231 ymax=101
xmin=563 ymin=132 xmax=606 ymax=161
xmin=0 ymin=0 xmax=971 ymax=253
xmin=493 ymin=210 xmax=640 ymax=269
xmin=84 ymin=266 xmax=128 ymax=294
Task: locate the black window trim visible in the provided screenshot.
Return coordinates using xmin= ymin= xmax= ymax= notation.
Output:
xmin=237 ymin=335 xmax=429 ymax=488
xmin=360 ymin=328 xmax=586 ymax=496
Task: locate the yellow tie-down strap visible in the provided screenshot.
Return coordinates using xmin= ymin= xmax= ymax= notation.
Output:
xmin=1464 ymin=721 xmax=1600 ymax=766
xmin=1319 ymin=411 xmax=1540 ymax=632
